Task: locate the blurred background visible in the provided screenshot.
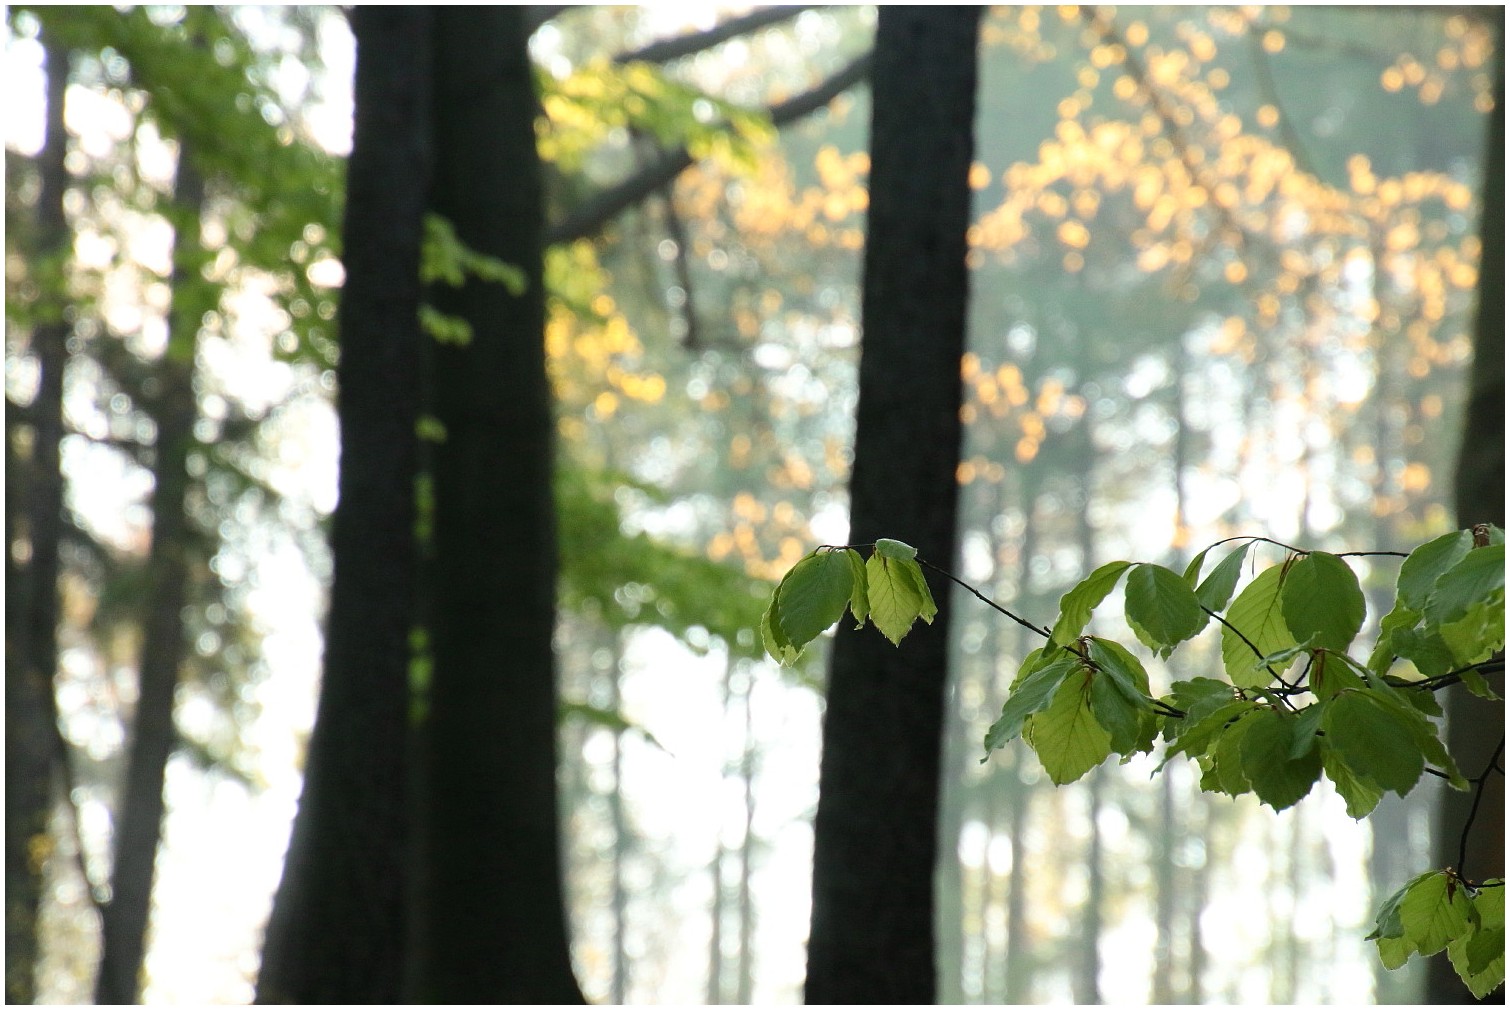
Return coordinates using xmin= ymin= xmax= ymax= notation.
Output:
xmin=4 ymin=5 xmax=1496 ymax=1004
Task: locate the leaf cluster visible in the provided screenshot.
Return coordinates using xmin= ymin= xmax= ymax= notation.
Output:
xmin=758 ymin=528 xmax=1505 ymax=992
xmin=1369 ymin=872 xmax=1505 ymax=999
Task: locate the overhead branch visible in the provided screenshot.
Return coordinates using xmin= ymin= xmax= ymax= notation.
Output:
xmin=547 ymin=49 xmax=872 ymax=246
xmin=615 ymin=6 xmax=820 ymax=65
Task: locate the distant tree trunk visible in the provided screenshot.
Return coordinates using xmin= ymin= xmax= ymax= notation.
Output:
xmin=1432 ymin=13 xmax=1505 ymax=1004
xmin=5 ymin=31 xmax=70 ymax=1006
xmin=94 ymin=138 xmax=207 ymax=1007
xmin=608 ymin=656 xmax=628 ymax=1005
xmin=413 ymin=8 xmax=583 ymax=1002
xmin=736 ymin=680 xmax=756 ymax=1005
xmin=804 ymin=9 xmax=981 ymax=1003
xmin=255 ymin=9 xmax=432 ymax=1001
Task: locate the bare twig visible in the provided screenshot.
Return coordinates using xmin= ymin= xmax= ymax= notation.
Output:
xmin=547 ymin=50 xmax=873 ymax=245
xmin=615 ymin=6 xmax=819 ymax=66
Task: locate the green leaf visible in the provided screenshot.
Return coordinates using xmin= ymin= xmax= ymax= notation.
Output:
xmin=842 ymin=548 xmax=869 ymax=628
xmin=1125 ymin=563 xmax=1207 ymax=658
xmin=1389 ymin=625 xmax=1458 ymax=679
xmin=1322 ymin=690 xmax=1426 ymax=796
xmin=1449 ymin=884 xmax=1506 ymax=998
xmin=1239 ymin=708 xmax=1323 ymax=811
xmin=1221 ymin=563 xmax=1299 ymax=688
xmin=1425 ymin=544 xmax=1506 ymax=628
xmin=1026 ymin=666 xmax=1113 ymax=784
xmin=892 ymin=555 xmax=939 ymax=623
xmin=1310 ymin=651 xmax=1366 ymax=700
xmin=1162 ymin=699 xmax=1255 ymax=768
xmin=1165 ymin=677 xmax=1240 ymax=727
xmin=1194 ymin=542 xmax=1253 ymax=612
xmin=1050 ymin=561 xmax=1133 ymax=646
xmin=1086 ymin=637 xmax=1152 ymax=702
xmin=1322 ymin=748 xmax=1384 ymax=818
xmin=775 ymin=550 xmax=855 ymax=648
xmin=1281 ymin=551 xmax=1366 ymax=653
xmin=1398 ymin=530 xmax=1473 ymax=610
xmin=1090 ymin=667 xmax=1144 ymax=755
xmin=1207 ymin=708 xmax=1259 ymax=796
xmin=1397 ymin=870 xmax=1475 ymax=956
xmin=984 ymin=654 xmax=1077 ymax=753
xmin=866 ymin=552 xmax=927 ymax=646
xmin=874 ymin=537 xmax=918 ymax=561
xmin=1368 ymin=603 xmax=1420 ymax=675
xmin=760 ymin=597 xmax=800 ymax=666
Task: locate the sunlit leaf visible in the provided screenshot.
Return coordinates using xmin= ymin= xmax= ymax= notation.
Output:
xmin=1026 ymin=666 xmax=1112 ymax=784
xmin=984 ymin=653 xmax=1077 ymax=753
xmin=1221 ymin=563 xmax=1299 ymax=688
xmin=866 ymin=552 xmax=928 ymax=646
xmin=775 ymin=549 xmax=856 ymax=647
xmin=1449 ymin=884 xmax=1506 ymax=998
xmin=1050 ymin=561 xmax=1133 ymax=646
xmin=1193 ymin=541 xmax=1252 ymax=613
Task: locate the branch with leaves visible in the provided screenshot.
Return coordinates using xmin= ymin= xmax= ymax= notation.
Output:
xmin=760 ymin=525 xmax=1506 ymax=996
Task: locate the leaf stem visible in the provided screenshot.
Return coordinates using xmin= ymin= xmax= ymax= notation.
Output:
xmin=915 ymin=556 xmax=1053 ymax=640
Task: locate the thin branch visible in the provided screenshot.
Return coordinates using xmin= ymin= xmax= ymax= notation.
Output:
xmin=916 ymin=556 xmax=1053 ymax=640
xmin=614 ymin=6 xmax=819 ymax=66
xmin=547 ymin=50 xmax=873 ymax=245
xmin=1458 ymin=737 xmax=1506 ymax=881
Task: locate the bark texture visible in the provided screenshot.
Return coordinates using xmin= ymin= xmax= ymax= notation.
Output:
xmin=413 ymin=7 xmax=583 ymax=1002
xmin=1431 ymin=11 xmax=1505 ymax=1004
xmin=804 ymin=8 xmax=982 ymax=1004
xmin=255 ymin=9 xmax=432 ymax=1001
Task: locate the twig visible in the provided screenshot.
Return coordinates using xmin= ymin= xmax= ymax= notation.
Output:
xmin=614 ymin=6 xmax=819 ymax=66
xmin=915 ymin=556 xmax=1053 ymax=640
xmin=547 ymin=50 xmax=873 ymax=245
xmin=1458 ymin=737 xmax=1506 ymax=881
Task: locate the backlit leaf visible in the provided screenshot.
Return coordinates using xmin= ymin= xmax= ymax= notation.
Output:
xmin=1194 ymin=541 xmax=1252 ymax=612
xmin=1281 ymin=551 xmax=1366 ymax=652
xmin=1221 ymin=563 xmax=1299 ymax=688
xmin=984 ymin=653 xmax=1077 ymax=754
xmin=1050 ymin=561 xmax=1133 ymax=646
xmin=1323 ymin=690 xmax=1425 ymax=796
xmin=866 ymin=552 xmax=927 ymax=646
xmin=1026 ymin=667 xmax=1112 ymax=784
xmin=776 ymin=549 xmax=855 ymax=647
xmin=1125 ymin=563 xmax=1206 ymax=657
xmin=1239 ymin=708 xmax=1322 ymax=811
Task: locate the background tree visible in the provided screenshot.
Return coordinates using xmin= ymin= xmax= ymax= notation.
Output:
xmin=255 ymin=8 xmax=431 ymax=1001
xmin=804 ymin=8 xmax=982 ymax=1004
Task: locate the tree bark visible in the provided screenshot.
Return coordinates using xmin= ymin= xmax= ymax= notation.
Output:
xmin=5 ymin=30 xmax=70 ymax=1006
xmin=255 ymin=9 xmax=431 ymax=1001
xmin=1432 ymin=10 xmax=1505 ymax=1004
xmin=804 ymin=9 xmax=981 ymax=1003
xmin=413 ymin=8 xmax=583 ymax=1002
xmin=94 ymin=139 xmax=207 ymax=1007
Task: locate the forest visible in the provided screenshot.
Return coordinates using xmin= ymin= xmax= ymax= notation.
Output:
xmin=4 ymin=4 xmax=1503 ymax=1005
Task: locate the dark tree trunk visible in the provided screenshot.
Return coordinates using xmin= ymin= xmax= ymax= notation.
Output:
xmin=5 ymin=31 xmax=70 ymax=1006
xmin=804 ymin=8 xmax=981 ymax=1003
xmin=94 ymin=140 xmax=207 ymax=1007
xmin=255 ymin=9 xmax=432 ymax=1002
xmin=1432 ymin=12 xmax=1505 ymax=1004
xmin=413 ymin=8 xmax=582 ymax=1002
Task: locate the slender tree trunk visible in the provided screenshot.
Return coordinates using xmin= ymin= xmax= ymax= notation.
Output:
xmin=1432 ymin=13 xmax=1506 ymax=1003
xmin=414 ymin=8 xmax=582 ymax=1001
xmin=94 ymin=135 xmax=207 ymax=1006
xmin=608 ymin=654 xmax=628 ymax=1005
xmin=255 ymin=10 xmax=431 ymax=1001
xmin=5 ymin=31 xmax=70 ymax=1006
xmin=804 ymin=10 xmax=981 ymax=1002
xmin=736 ymin=678 xmax=756 ymax=1005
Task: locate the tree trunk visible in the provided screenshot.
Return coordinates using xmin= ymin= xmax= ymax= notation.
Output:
xmin=255 ymin=9 xmax=431 ymax=1001
xmin=5 ymin=30 xmax=70 ymax=1006
xmin=413 ymin=8 xmax=583 ymax=1002
xmin=804 ymin=9 xmax=981 ymax=1003
xmin=1432 ymin=11 xmax=1505 ymax=1004
xmin=94 ymin=138 xmax=207 ymax=1007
